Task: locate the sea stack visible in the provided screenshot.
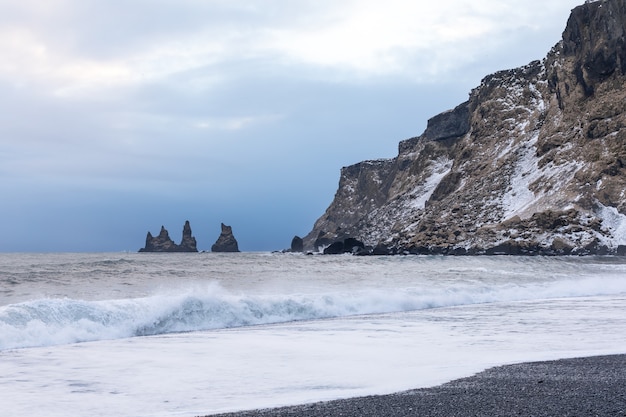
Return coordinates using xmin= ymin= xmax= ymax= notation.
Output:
xmin=139 ymin=221 xmax=198 ymax=252
xmin=178 ymin=220 xmax=198 ymax=252
xmin=290 ymin=236 xmax=304 ymax=252
xmin=211 ymin=223 xmax=240 ymax=252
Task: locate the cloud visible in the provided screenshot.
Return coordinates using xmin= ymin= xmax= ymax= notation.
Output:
xmin=246 ymin=0 xmax=581 ymax=81
xmin=0 ymin=0 xmax=586 ymax=251
xmin=194 ymin=114 xmax=284 ymax=131
xmin=0 ymin=0 xmax=583 ymax=95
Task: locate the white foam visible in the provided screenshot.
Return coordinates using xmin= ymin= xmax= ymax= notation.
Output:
xmin=3 ymin=274 xmax=626 ymax=351
xmin=1 ymin=295 xmax=624 ymax=417
xmin=2 ymin=254 xmax=626 ymax=417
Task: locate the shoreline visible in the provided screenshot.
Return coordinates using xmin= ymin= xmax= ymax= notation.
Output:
xmin=204 ymin=354 xmax=626 ymax=417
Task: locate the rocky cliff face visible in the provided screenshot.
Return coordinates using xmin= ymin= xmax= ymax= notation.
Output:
xmin=139 ymin=221 xmax=198 ymax=252
xmin=305 ymin=0 xmax=626 ymax=255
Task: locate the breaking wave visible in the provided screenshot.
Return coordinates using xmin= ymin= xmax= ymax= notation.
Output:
xmin=2 ymin=277 xmax=625 ymax=351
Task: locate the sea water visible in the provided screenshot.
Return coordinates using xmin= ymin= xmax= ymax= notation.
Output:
xmin=1 ymin=253 xmax=625 ymax=417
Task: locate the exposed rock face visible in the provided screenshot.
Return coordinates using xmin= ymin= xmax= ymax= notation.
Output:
xmin=139 ymin=221 xmax=198 ymax=252
xmin=179 ymin=220 xmax=198 ymax=252
xmin=322 ymin=237 xmax=366 ymax=255
xmin=290 ymin=236 xmax=304 ymax=252
xmin=211 ymin=223 xmax=240 ymax=252
xmin=304 ymin=0 xmax=626 ymax=255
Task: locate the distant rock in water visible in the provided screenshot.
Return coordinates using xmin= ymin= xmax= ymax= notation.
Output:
xmin=290 ymin=236 xmax=304 ymax=252
xmin=139 ymin=221 xmax=198 ymax=252
xmin=178 ymin=220 xmax=198 ymax=252
xmin=211 ymin=223 xmax=240 ymax=252
xmin=303 ymin=0 xmax=626 ymax=256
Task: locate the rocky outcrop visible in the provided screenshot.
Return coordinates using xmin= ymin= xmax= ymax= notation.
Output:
xmin=178 ymin=220 xmax=198 ymax=252
xmin=290 ymin=236 xmax=304 ymax=252
xmin=139 ymin=221 xmax=198 ymax=252
xmin=211 ymin=223 xmax=240 ymax=252
xmin=322 ymin=237 xmax=366 ymax=255
xmin=304 ymin=0 xmax=626 ymax=255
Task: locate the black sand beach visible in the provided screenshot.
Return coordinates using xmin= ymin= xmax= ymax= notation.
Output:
xmin=205 ymin=354 xmax=626 ymax=417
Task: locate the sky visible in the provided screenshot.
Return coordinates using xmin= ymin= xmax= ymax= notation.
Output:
xmin=0 ymin=0 xmax=585 ymax=252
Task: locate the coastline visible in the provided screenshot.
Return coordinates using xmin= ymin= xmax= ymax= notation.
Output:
xmin=205 ymin=354 xmax=626 ymax=417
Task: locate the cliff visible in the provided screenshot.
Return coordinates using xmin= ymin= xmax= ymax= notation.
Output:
xmin=304 ymin=0 xmax=626 ymax=255
xmin=139 ymin=221 xmax=198 ymax=252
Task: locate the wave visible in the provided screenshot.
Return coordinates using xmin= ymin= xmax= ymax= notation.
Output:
xmin=1 ymin=277 xmax=625 ymax=351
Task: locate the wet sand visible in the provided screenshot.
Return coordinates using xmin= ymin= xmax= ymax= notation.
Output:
xmin=204 ymin=354 xmax=626 ymax=417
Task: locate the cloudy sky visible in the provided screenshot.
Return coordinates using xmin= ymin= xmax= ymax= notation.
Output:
xmin=1 ymin=0 xmax=584 ymax=252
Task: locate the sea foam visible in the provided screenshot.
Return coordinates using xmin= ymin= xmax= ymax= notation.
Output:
xmin=1 ymin=276 xmax=625 ymax=351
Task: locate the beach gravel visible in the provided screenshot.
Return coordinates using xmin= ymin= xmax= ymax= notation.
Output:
xmin=204 ymin=354 xmax=626 ymax=417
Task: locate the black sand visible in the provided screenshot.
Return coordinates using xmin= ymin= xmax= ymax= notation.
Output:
xmin=204 ymin=354 xmax=626 ymax=417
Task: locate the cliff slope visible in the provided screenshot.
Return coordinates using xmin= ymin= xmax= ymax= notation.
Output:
xmin=305 ymin=0 xmax=626 ymax=255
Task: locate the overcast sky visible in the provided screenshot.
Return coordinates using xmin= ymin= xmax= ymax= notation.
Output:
xmin=0 ymin=0 xmax=584 ymax=252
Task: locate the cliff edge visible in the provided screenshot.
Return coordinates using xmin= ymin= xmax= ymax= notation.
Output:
xmin=304 ymin=0 xmax=626 ymax=255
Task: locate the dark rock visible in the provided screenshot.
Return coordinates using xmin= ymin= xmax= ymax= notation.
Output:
xmin=314 ymin=231 xmax=336 ymax=250
xmin=422 ymin=101 xmax=470 ymax=142
xmin=485 ymin=241 xmax=524 ymax=256
xmin=572 ymin=238 xmax=606 ymax=256
xmin=290 ymin=236 xmax=304 ymax=252
xmin=562 ymin=0 xmax=626 ymax=82
xmin=530 ymin=210 xmax=574 ymax=230
xmin=139 ymin=226 xmax=176 ymax=252
xmin=550 ymin=238 xmax=574 ymax=255
xmin=372 ymin=244 xmax=393 ymax=255
xmin=211 ymin=223 xmax=240 ymax=253
xmin=343 ymin=238 xmax=365 ymax=253
xmin=353 ymin=246 xmax=372 ymax=256
xmin=409 ymin=246 xmax=431 ymax=255
xmin=322 ymin=238 xmax=367 ymax=255
xmin=429 ymin=246 xmax=448 ymax=255
xmin=179 ymin=220 xmax=198 ymax=252
xmin=450 ymin=247 xmax=468 ymax=256
xmin=323 ymin=241 xmax=344 ymax=255
xmin=139 ymin=221 xmax=198 ymax=252
xmin=618 ymin=245 xmax=626 ymax=256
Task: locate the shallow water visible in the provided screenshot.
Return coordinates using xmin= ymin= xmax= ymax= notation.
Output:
xmin=1 ymin=253 xmax=625 ymax=416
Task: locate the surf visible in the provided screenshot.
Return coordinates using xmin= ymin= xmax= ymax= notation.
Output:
xmin=2 ymin=274 xmax=625 ymax=351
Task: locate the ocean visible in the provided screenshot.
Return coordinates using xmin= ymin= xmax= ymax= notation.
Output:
xmin=1 ymin=252 xmax=625 ymax=417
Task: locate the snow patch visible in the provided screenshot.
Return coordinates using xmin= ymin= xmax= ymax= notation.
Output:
xmin=596 ymin=203 xmax=626 ymax=247
xmin=501 ymin=134 xmax=583 ymax=219
xmin=501 ymin=135 xmax=540 ymax=218
xmin=410 ymin=158 xmax=453 ymax=210
xmin=528 ymin=82 xmax=546 ymax=113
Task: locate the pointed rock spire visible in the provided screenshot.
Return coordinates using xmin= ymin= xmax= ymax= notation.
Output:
xmin=139 ymin=221 xmax=198 ymax=252
xmin=211 ymin=223 xmax=240 ymax=252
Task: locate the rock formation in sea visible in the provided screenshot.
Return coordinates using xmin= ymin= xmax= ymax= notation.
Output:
xmin=178 ymin=220 xmax=198 ymax=252
xmin=304 ymin=0 xmax=626 ymax=255
xmin=290 ymin=236 xmax=304 ymax=252
xmin=139 ymin=220 xmax=198 ymax=252
xmin=322 ymin=237 xmax=367 ymax=255
xmin=211 ymin=223 xmax=240 ymax=252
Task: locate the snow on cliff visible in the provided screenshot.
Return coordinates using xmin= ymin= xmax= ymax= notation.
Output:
xmin=304 ymin=0 xmax=626 ymax=255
